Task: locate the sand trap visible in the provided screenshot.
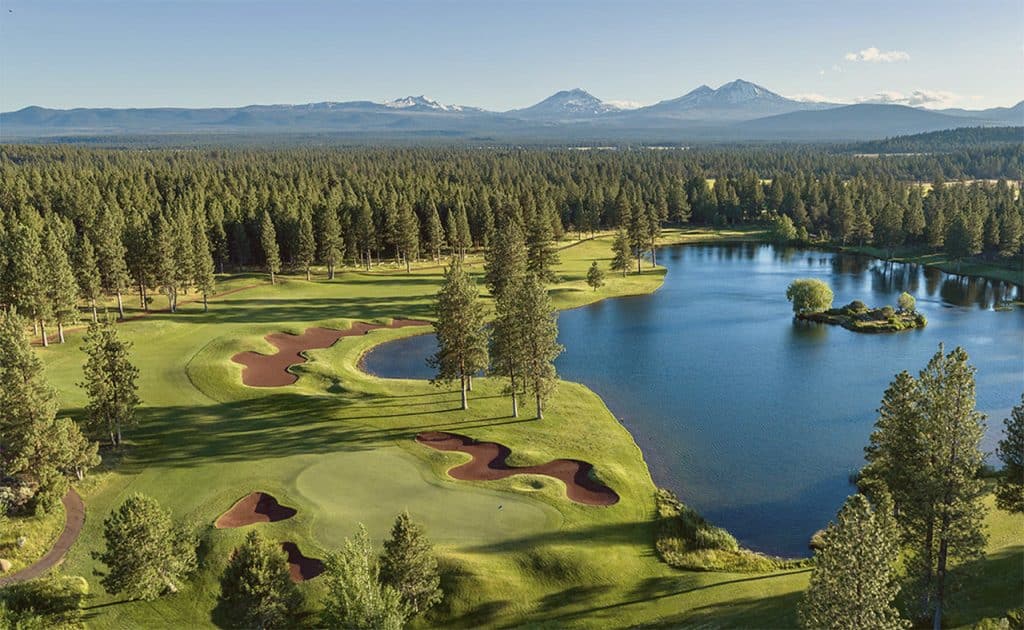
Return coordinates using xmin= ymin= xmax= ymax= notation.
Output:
xmin=215 ymin=492 xmax=298 ymax=528
xmin=416 ymin=432 xmax=619 ymax=506
xmin=281 ymin=542 xmax=324 ymax=582
xmin=232 ymin=319 xmax=430 ymax=387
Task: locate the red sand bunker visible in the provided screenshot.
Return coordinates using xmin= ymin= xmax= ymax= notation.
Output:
xmin=232 ymin=319 xmax=430 ymax=387
xmin=416 ymin=432 xmax=619 ymax=506
xmin=281 ymin=542 xmax=324 ymax=582
xmin=215 ymin=492 xmax=298 ymax=529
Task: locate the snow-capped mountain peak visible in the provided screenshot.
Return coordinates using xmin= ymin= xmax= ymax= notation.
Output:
xmin=512 ymin=89 xmax=621 ymax=119
xmin=384 ymin=95 xmax=467 ymax=112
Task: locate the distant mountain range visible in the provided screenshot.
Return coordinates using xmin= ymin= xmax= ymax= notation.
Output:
xmin=3 ymin=79 xmax=1021 ymax=142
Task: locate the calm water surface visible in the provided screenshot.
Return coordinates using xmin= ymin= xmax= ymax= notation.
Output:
xmin=362 ymin=244 xmax=1024 ymax=557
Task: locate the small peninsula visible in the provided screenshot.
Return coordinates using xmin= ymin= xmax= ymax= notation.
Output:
xmin=787 ymin=279 xmax=927 ymax=333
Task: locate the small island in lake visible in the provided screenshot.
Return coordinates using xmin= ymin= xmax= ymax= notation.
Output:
xmin=787 ymin=279 xmax=927 ymax=333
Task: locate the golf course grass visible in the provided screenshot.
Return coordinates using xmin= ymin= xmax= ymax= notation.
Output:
xmin=21 ymin=229 xmax=1022 ymax=628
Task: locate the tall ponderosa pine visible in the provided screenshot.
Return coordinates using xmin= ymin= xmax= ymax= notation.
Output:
xmin=425 ymin=204 xmax=444 ymax=261
xmin=995 ymin=395 xmax=1024 ymax=514
xmin=515 ymin=275 xmax=564 ymax=419
xmin=94 ymin=208 xmax=130 ymax=319
xmin=526 ymin=206 xmax=560 ymax=282
xmin=319 ymin=206 xmax=344 ymax=280
xmin=322 ymin=525 xmax=407 ymax=630
xmin=218 ymin=530 xmax=303 ymax=629
xmin=297 ymin=209 xmax=317 ymax=281
xmin=428 ymin=260 xmax=488 ymax=410
xmin=74 ymin=234 xmax=103 ymax=322
xmin=259 ymin=211 xmax=282 ymax=284
xmin=455 ymin=206 xmax=472 ymax=260
xmin=0 ymin=311 xmax=56 ymax=481
xmin=862 ymin=345 xmax=987 ymax=629
xmin=80 ymin=319 xmax=141 ymax=447
xmin=379 ymin=512 xmax=443 ymax=617
xmin=483 ymin=215 xmax=527 ymax=299
xmin=191 ymin=217 xmax=216 ymax=312
xmin=42 ymin=226 xmax=81 ymax=344
xmin=1 ymin=222 xmax=45 ymax=333
xmin=489 ymin=279 xmax=527 ymax=418
xmin=397 ymin=204 xmax=420 ymax=273
xmin=798 ymin=493 xmax=908 ymax=630
xmin=98 ymin=494 xmax=198 ymax=601
xmin=610 ymin=228 xmax=631 ymax=277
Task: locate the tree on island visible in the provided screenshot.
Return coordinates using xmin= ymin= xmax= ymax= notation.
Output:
xmin=995 ymin=394 xmax=1024 ymax=514
xmin=79 ymin=318 xmax=140 ymax=447
xmin=429 ymin=259 xmax=488 ymax=410
xmin=586 ymin=261 xmax=605 ymax=291
xmin=379 ymin=511 xmax=443 ymax=618
xmin=322 ymin=525 xmax=407 ymax=630
xmin=897 ymin=292 xmax=916 ymax=313
xmin=798 ymin=492 xmax=908 ymax=630
xmin=861 ymin=345 xmax=987 ymax=628
xmin=97 ymin=494 xmax=197 ymax=601
xmin=786 ymin=279 xmax=834 ymax=314
xmin=610 ymin=229 xmax=631 ymax=277
xmin=218 ymin=530 xmax=303 ymax=629
xmin=259 ymin=210 xmax=282 ymax=285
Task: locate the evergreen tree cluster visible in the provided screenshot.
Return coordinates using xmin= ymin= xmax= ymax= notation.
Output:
xmin=1 ymin=146 xmax=1020 ymax=341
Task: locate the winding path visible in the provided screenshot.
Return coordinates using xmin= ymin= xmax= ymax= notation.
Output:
xmin=0 ymin=489 xmax=85 ymax=587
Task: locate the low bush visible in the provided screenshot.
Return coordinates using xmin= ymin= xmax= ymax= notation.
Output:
xmin=653 ymin=489 xmax=805 ymax=572
xmin=0 ymin=575 xmax=88 ymax=628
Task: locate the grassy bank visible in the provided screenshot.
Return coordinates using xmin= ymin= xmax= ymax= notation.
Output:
xmin=18 ymin=229 xmax=1022 ymax=628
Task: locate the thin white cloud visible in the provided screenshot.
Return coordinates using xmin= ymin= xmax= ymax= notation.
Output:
xmin=790 ymin=93 xmax=837 ymax=103
xmin=855 ymin=89 xmax=960 ymax=108
xmin=844 ymin=47 xmax=910 ymax=63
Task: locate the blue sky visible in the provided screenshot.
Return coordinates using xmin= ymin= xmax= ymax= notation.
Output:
xmin=1 ymin=0 xmax=1021 ymax=112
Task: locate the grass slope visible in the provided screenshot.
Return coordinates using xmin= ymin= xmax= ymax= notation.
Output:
xmin=23 ymin=230 xmax=1021 ymax=628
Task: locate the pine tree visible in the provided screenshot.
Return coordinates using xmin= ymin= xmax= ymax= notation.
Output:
xmin=379 ymin=512 xmax=442 ymax=617
xmin=456 ymin=206 xmax=472 ymax=260
xmin=154 ymin=214 xmax=178 ymax=312
xmin=527 ymin=205 xmax=560 ymax=282
xmin=610 ymin=228 xmax=631 ymax=277
xmin=646 ymin=203 xmax=662 ymax=267
xmin=862 ymin=345 xmax=987 ymax=628
xmin=79 ymin=319 xmax=140 ymax=447
xmin=0 ymin=311 xmax=57 ymax=482
xmin=516 ymin=275 xmax=564 ymax=419
xmin=322 ymin=525 xmax=407 ymax=630
xmin=319 ymin=206 xmax=344 ymax=280
xmin=98 ymin=494 xmax=198 ymax=601
xmin=296 ymin=209 xmax=317 ymax=281
xmin=397 ymin=204 xmax=420 ymax=273
xmin=483 ymin=215 xmax=527 ymax=299
xmin=191 ymin=217 xmax=216 ymax=312
xmin=998 ymin=209 xmax=1023 ymax=259
xmin=356 ymin=199 xmax=376 ymax=269
xmin=798 ymin=493 xmax=908 ymax=630
xmin=425 ymin=204 xmax=444 ymax=261
xmin=586 ymin=261 xmax=605 ymax=291
xmin=259 ymin=211 xmax=281 ymax=285
xmin=94 ymin=208 xmax=130 ymax=319
xmin=489 ymin=276 xmax=527 ymax=417
xmin=42 ymin=226 xmax=81 ymax=344
xmin=945 ymin=212 xmax=982 ymax=271
xmin=218 ymin=530 xmax=303 ymax=629
xmin=995 ymin=395 xmax=1024 ymax=514
xmin=428 ymin=259 xmax=488 ymax=410
xmin=445 ymin=209 xmax=459 ymax=258
xmin=1 ymin=222 xmax=45 ymax=335
xmin=74 ymin=234 xmax=102 ymax=322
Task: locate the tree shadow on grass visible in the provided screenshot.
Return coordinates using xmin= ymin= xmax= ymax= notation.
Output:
xmin=944 ymin=545 xmax=1024 ymax=627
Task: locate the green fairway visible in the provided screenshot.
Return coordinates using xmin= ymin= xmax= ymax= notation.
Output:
xmin=25 ymin=233 xmax=1022 ymax=628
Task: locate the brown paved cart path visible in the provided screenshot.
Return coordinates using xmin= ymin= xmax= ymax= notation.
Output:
xmin=0 ymin=489 xmax=85 ymax=586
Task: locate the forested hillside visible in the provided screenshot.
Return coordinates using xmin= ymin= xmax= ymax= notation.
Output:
xmin=0 ymin=145 xmax=1021 ymax=341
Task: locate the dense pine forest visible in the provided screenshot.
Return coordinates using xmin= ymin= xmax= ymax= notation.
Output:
xmin=0 ymin=144 xmax=1021 ymax=343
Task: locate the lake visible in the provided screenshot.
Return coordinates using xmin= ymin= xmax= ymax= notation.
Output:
xmin=361 ymin=243 xmax=1024 ymax=557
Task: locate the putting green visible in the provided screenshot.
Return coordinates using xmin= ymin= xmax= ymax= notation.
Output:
xmin=294 ymin=448 xmax=561 ymax=549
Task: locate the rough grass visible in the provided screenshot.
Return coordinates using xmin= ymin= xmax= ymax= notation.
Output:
xmin=0 ymin=505 xmax=65 ymax=574
xmin=18 ymin=230 xmax=1022 ymax=628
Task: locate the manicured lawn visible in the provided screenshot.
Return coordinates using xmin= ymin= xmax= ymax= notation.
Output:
xmin=25 ymin=233 xmax=1022 ymax=628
